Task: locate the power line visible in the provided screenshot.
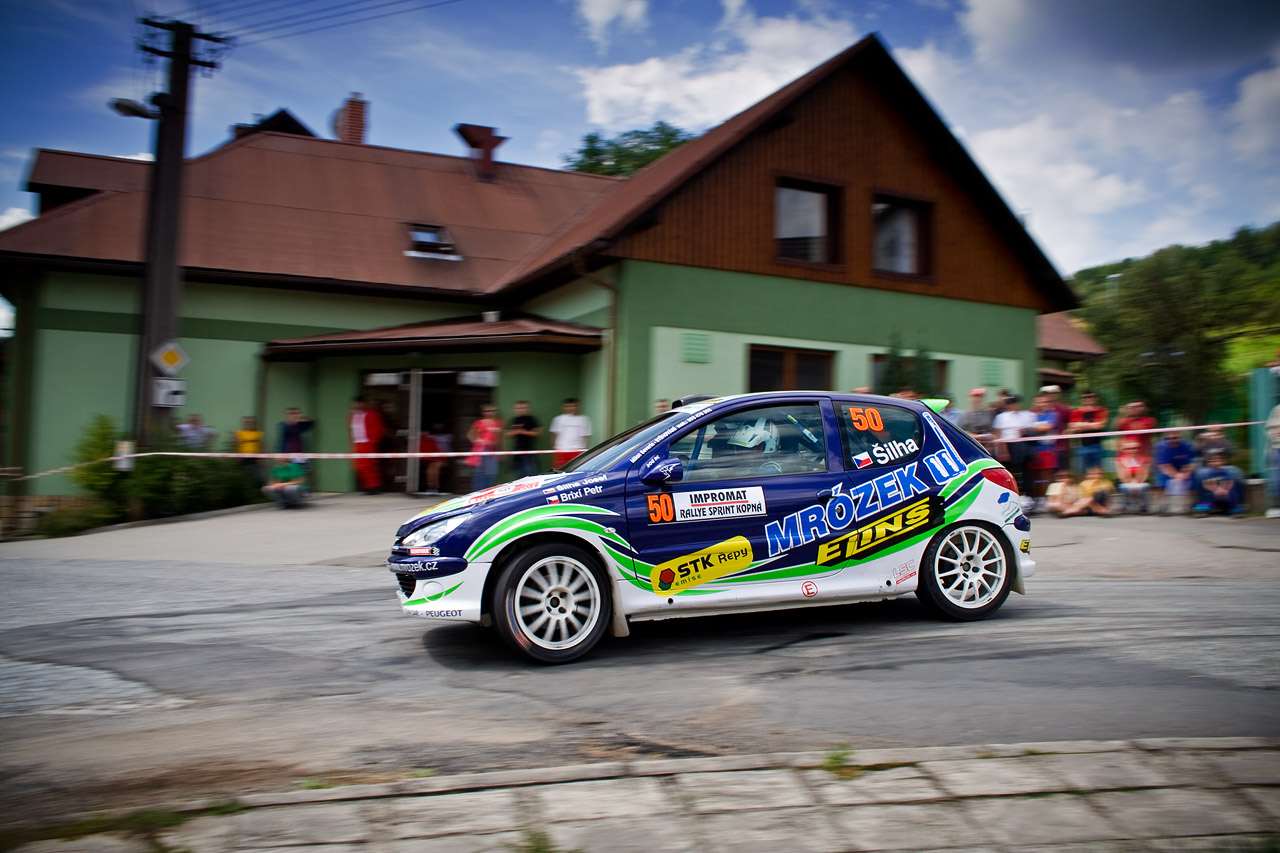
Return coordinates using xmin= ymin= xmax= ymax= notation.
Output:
xmin=235 ymin=0 xmax=465 ymax=47
xmin=231 ymin=0 xmax=383 ymax=37
xmin=168 ymin=0 xmax=305 ymax=24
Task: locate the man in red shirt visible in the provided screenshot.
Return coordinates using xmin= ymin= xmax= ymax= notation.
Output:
xmin=1068 ymin=389 xmax=1109 ymax=473
xmin=350 ymin=396 xmax=385 ymax=494
xmin=1116 ymin=400 xmax=1157 ymax=457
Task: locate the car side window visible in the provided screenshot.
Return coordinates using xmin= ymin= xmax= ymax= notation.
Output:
xmin=670 ymin=403 xmax=827 ymax=482
xmin=839 ymin=403 xmax=923 ymax=469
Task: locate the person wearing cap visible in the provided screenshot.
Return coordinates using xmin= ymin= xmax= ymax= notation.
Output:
xmin=1069 ymin=389 xmax=1109 ymax=474
xmin=1192 ymin=448 xmax=1246 ymax=516
xmin=958 ymin=388 xmax=996 ymax=452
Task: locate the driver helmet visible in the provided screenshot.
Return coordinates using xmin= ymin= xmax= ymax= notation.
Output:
xmin=728 ymin=417 xmax=779 ymax=453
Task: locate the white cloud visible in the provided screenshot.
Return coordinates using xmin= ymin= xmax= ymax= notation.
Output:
xmin=572 ymin=0 xmax=856 ymax=130
xmin=575 ymin=0 xmax=648 ymax=51
xmin=0 ymin=207 xmax=34 ymax=231
xmin=1229 ymin=55 xmax=1280 ymax=160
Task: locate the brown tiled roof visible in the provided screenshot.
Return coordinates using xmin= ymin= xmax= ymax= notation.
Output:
xmin=494 ymin=34 xmax=1074 ymax=311
xmin=263 ymin=313 xmax=602 ymax=358
xmin=0 ymin=133 xmax=616 ymax=297
xmin=1038 ymin=311 xmax=1106 ymax=360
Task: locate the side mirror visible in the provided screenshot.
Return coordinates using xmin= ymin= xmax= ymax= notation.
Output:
xmin=639 ymin=455 xmax=683 ymax=487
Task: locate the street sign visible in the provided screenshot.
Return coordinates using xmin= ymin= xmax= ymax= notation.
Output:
xmin=153 ymin=378 xmax=187 ymax=407
xmin=150 ymin=340 xmax=190 ymax=376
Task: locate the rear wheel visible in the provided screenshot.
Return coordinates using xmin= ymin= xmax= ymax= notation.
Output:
xmin=491 ymin=542 xmax=611 ymax=663
xmin=916 ymin=522 xmax=1013 ymax=621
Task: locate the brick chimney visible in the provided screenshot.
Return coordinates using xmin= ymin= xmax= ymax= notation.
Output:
xmin=331 ymin=93 xmax=368 ymax=144
xmin=454 ymin=124 xmax=507 ymax=182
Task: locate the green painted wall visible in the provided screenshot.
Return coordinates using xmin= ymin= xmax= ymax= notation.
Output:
xmin=613 ymin=261 xmax=1038 ymax=425
xmin=17 ymin=270 xmax=470 ymax=494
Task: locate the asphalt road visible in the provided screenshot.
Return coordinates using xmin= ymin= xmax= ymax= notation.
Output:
xmin=1 ymin=497 xmax=1277 ymax=822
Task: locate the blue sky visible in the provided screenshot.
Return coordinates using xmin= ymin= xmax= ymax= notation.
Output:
xmin=1 ymin=0 xmax=1278 ymax=286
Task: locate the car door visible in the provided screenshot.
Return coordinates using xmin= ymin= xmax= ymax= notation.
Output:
xmin=622 ymin=399 xmax=846 ymax=613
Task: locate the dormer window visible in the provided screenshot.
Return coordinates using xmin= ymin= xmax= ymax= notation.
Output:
xmin=405 ymin=224 xmax=462 ymax=261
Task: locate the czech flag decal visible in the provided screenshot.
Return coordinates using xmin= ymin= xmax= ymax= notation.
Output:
xmin=853 ymin=451 xmax=873 ymax=469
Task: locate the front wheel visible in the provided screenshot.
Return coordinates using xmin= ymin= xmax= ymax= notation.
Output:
xmin=491 ymin=542 xmax=612 ymax=663
xmin=916 ymin=522 xmax=1013 ymax=621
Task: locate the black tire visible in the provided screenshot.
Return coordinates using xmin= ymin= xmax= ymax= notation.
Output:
xmin=916 ymin=521 xmax=1014 ymax=621
xmin=491 ymin=542 xmax=612 ymax=663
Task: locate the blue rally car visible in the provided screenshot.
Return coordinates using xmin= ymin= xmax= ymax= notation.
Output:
xmin=388 ymin=392 xmax=1034 ymax=663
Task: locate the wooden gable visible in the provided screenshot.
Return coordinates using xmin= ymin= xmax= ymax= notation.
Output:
xmin=608 ymin=51 xmax=1059 ymax=312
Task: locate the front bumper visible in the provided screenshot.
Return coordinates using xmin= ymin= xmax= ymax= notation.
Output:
xmin=388 ymin=555 xmax=485 ymax=621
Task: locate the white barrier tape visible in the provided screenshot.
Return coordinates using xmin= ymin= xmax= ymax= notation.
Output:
xmin=1 ymin=449 xmax=561 ymax=482
xmin=4 ymin=419 xmax=1264 ymax=482
xmin=993 ymin=419 xmax=1262 ymax=444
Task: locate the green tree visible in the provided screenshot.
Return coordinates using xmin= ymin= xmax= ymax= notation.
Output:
xmin=875 ymin=335 xmax=911 ymax=395
xmin=563 ymin=121 xmax=694 ymax=177
xmin=911 ymin=346 xmax=936 ymax=397
xmin=1076 ymin=222 xmax=1280 ymax=423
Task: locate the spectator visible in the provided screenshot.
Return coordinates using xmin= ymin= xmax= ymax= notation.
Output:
xmin=424 ymin=422 xmax=452 ymax=495
xmin=1193 ymin=426 xmax=1235 ymax=465
xmin=1028 ymin=395 xmax=1059 ymax=512
xmin=1038 ymin=385 xmax=1072 ymax=470
xmin=1076 ymin=466 xmax=1115 ymax=516
xmin=1153 ymin=431 xmax=1195 ymax=515
xmin=349 ymin=396 xmax=385 ymax=495
xmin=176 ymin=413 xmax=216 ymax=449
xmin=277 ymin=408 xmax=314 ymax=455
xmin=550 ymin=398 xmax=593 ymax=469
xmin=1116 ymin=400 xmax=1157 ymax=457
xmin=939 ymin=393 xmax=964 ymax=425
xmin=1267 ymin=402 xmax=1280 ymax=518
xmin=1046 ymin=469 xmax=1111 ymax=517
xmin=1193 ymin=449 xmax=1247 ymax=516
xmin=262 ymin=458 xmax=309 ymax=509
xmin=958 ymin=388 xmax=996 ymax=453
xmin=993 ymin=395 xmax=1037 ymax=502
xmin=1068 ymin=389 xmax=1109 ymax=474
xmin=1114 ymin=439 xmax=1151 ymax=513
xmin=235 ymin=415 xmax=265 ymax=486
xmin=465 ymin=404 xmax=503 ymax=491
xmin=506 ymin=401 xmax=542 ymax=479
xmin=654 ymin=398 xmax=670 ymax=415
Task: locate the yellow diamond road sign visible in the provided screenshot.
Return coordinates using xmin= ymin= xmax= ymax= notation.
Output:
xmin=150 ymin=340 xmax=190 ymax=377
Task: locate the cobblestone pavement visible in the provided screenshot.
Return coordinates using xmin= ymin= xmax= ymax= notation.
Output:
xmin=9 ymin=738 xmax=1278 ymax=852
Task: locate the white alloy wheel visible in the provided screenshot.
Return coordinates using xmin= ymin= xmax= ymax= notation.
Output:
xmin=514 ymin=555 xmax=602 ymax=650
xmin=917 ymin=522 xmax=1013 ymax=621
xmin=492 ymin=542 xmax=612 ymax=663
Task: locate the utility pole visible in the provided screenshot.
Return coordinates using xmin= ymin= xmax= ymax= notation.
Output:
xmin=131 ymin=19 xmax=226 ymax=445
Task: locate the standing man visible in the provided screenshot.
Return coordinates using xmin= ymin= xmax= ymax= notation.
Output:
xmin=176 ymin=413 xmax=216 ymax=449
xmin=349 ymin=396 xmax=385 ymax=494
xmin=958 ymin=388 xmax=996 ymax=454
xmin=1117 ymin=400 xmax=1157 ymax=457
xmin=1068 ymin=389 xmax=1109 ymax=474
xmin=278 ymin=407 xmax=314 ymax=455
xmin=993 ymin=394 xmax=1037 ymax=503
xmin=506 ymin=401 xmax=542 ymax=479
xmin=1039 ymin=385 xmax=1072 ymax=471
xmin=550 ymin=398 xmax=592 ymax=469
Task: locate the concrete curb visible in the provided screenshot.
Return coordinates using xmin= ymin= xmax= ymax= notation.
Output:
xmin=30 ymin=737 xmax=1280 ymax=824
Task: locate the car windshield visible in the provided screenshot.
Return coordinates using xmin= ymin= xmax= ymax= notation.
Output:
xmin=559 ymin=411 xmax=684 ymax=474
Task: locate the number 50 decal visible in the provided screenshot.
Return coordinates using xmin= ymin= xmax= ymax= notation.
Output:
xmin=848 ymin=406 xmax=884 ymax=431
xmin=647 ymin=493 xmax=674 ymax=523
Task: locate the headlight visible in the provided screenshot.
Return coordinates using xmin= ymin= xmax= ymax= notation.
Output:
xmin=400 ymin=513 xmax=470 ymax=548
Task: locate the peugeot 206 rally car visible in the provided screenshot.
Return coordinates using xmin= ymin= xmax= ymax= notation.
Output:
xmin=388 ymin=392 xmax=1034 ymax=663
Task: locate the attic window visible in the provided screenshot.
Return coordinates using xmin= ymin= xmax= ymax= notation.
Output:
xmin=405 ymin=224 xmax=462 ymax=261
xmin=775 ymin=178 xmax=841 ymax=265
xmin=872 ymin=195 xmax=931 ymax=276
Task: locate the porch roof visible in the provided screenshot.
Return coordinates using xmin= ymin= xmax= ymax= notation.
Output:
xmin=263 ymin=313 xmax=602 ymax=359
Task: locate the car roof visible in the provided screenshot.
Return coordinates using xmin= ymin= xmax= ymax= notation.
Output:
xmin=672 ymin=390 xmax=931 ymax=414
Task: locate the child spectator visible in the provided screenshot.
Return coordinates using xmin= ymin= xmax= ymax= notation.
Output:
xmin=1193 ymin=449 xmax=1247 ymax=516
xmin=1075 ymin=466 xmax=1115 ymax=516
xmin=1114 ymin=439 xmax=1151 ymax=513
xmin=1046 ymin=468 xmax=1112 ymax=517
xmin=1045 ymin=470 xmax=1081 ymax=517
